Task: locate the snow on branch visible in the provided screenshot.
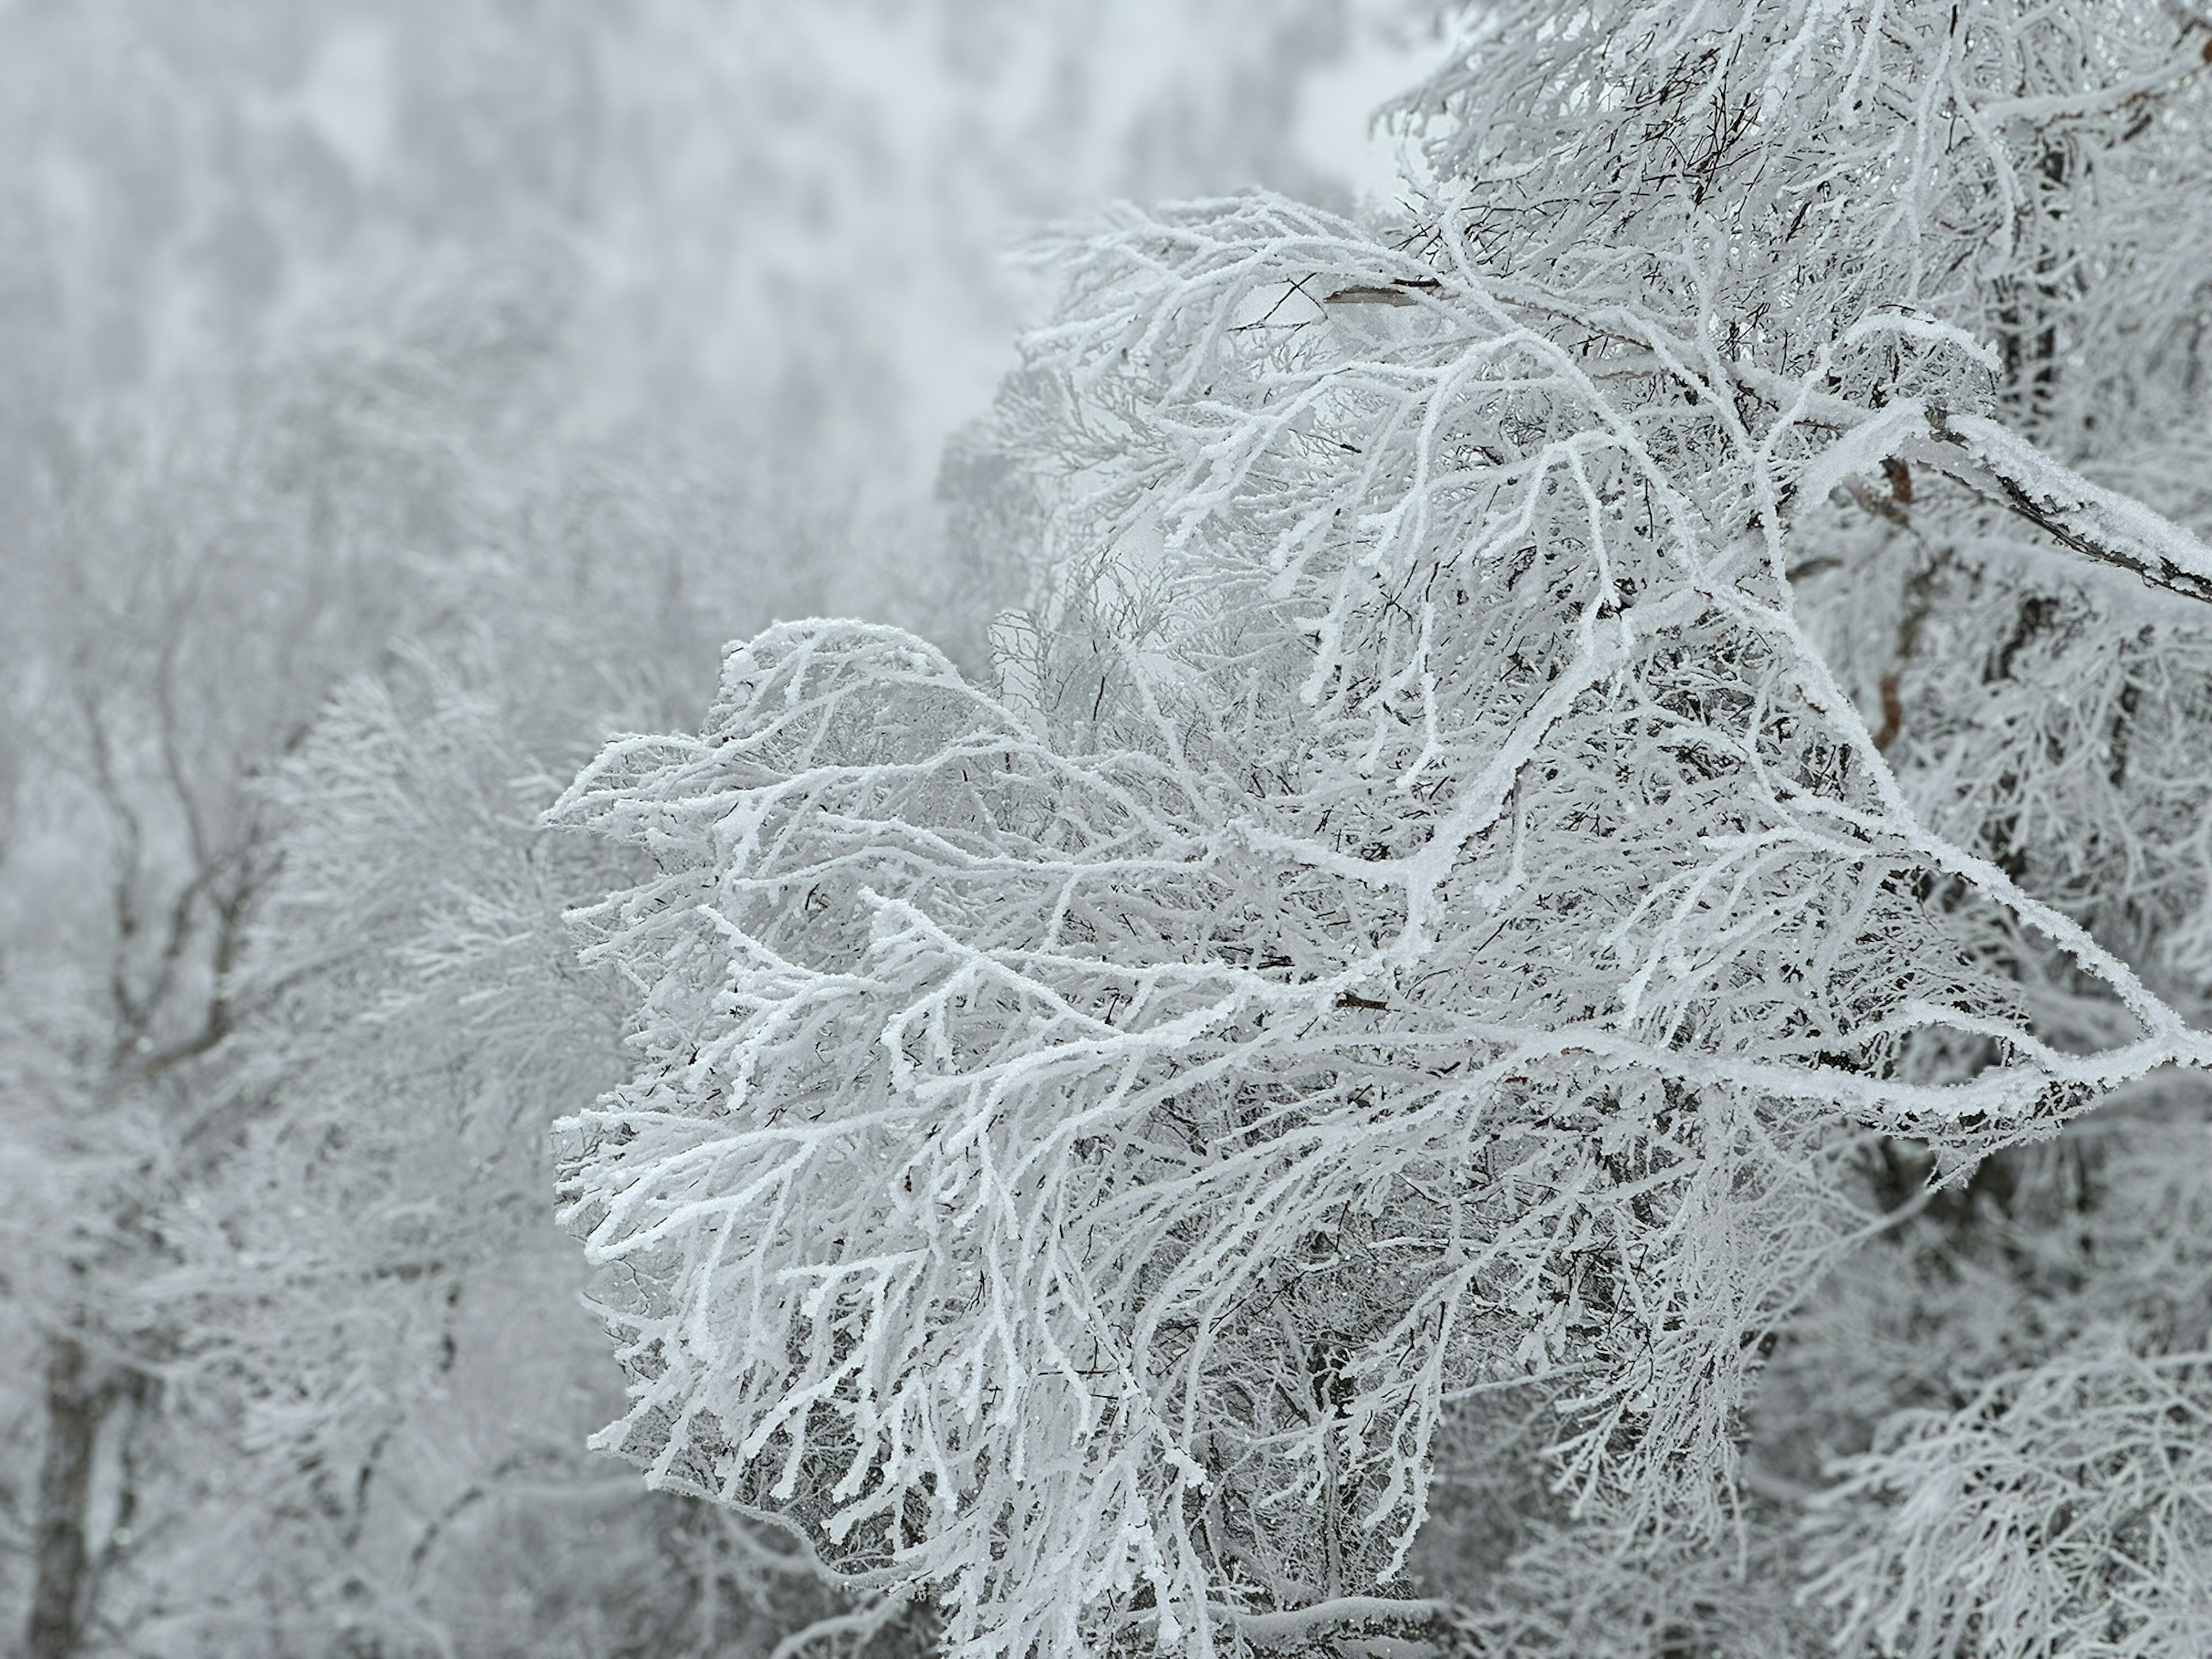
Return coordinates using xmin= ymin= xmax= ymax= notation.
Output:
xmin=550 ymin=184 xmax=2212 ymax=1659
xmin=1806 ymin=1349 xmax=2212 ymax=1658
xmin=1798 ymin=400 xmax=2212 ymax=607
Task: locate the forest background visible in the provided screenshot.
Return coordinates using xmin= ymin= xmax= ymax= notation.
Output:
xmin=0 ymin=3 xmax=1444 ymax=1655
xmin=12 ymin=4 xmax=2212 ymax=1659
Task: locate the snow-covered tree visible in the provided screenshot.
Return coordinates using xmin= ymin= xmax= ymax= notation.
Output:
xmin=551 ymin=3 xmax=2212 ymax=1656
xmin=136 ymin=646 xmax=852 ymax=1659
xmin=3 ymin=10 xmax=1456 ymax=1653
xmin=0 ymin=297 xmax=870 ymax=1652
xmin=0 ymin=300 xmax=517 ymax=1657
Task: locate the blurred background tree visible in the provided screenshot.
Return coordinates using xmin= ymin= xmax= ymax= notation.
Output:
xmin=0 ymin=3 xmax=1450 ymax=1655
xmin=550 ymin=2 xmax=2212 ymax=1656
xmin=29 ymin=3 xmax=2211 ymax=1656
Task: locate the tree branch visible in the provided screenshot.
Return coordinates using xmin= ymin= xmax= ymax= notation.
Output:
xmin=1213 ymin=1595 xmax=1469 ymax=1653
xmin=1802 ymin=401 xmax=2212 ymax=607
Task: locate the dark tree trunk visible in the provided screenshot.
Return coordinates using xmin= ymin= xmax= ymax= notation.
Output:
xmin=28 ymin=1335 xmax=97 ymax=1659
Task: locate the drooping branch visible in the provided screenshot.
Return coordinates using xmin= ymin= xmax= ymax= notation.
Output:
xmin=1797 ymin=400 xmax=2212 ymax=607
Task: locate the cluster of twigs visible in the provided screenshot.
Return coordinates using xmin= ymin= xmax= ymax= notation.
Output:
xmin=551 ymin=3 xmax=2212 ymax=1653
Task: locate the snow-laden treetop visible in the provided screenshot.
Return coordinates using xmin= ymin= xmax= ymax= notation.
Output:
xmin=550 ymin=5 xmax=2212 ymax=1656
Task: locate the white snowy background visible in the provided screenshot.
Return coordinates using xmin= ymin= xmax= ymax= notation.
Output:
xmin=0 ymin=6 xmax=1453 ymax=1656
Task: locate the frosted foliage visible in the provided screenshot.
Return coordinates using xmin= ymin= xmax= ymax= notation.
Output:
xmin=1802 ymin=1351 xmax=2212 ymax=1659
xmin=548 ymin=3 xmax=2212 ymax=1654
xmin=1804 ymin=548 xmax=2212 ymax=1006
xmin=552 ymin=194 xmax=2212 ymax=1659
xmin=1705 ymin=1095 xmax=2212 ymax=1657
xmin=1394 ymin=0 xmax=2212 ymax=456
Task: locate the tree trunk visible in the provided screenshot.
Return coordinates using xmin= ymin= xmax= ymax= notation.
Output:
xmin=28 ymin=1334 xmax=96 ymax=1659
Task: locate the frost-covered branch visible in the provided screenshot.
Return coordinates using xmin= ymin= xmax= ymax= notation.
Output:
xmin=1801 ymin=401 xmax=2212 ymax=606
xmin=550 ymin=5 xmax=2212 ymax=1654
